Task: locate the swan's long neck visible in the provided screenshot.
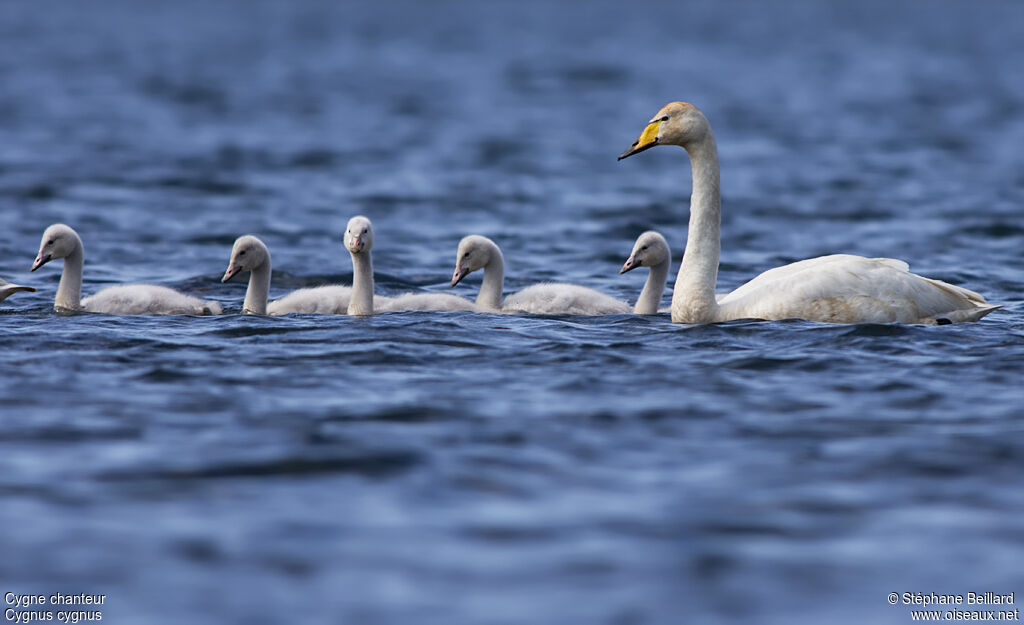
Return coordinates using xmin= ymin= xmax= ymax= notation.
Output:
xmin=635 ymin=258 xmax=668 ymax=315
xmin=672 ymin=133 xmax=721 ymax=323
xmin=56 ymin=239 xmax=84 ymax=311
xmin=348 ymin=249 xmax=374 ymax=315
xmin=244 ymin=261 xmax=270 ymax=315
xmin=477 ymin=242 xmax=505 ymax=309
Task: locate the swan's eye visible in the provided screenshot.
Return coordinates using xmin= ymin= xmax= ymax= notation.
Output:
xmin=660 ymin=116 xmax=669 ymax=122
xmin=239 ymin=250 xmax=246 ymax=256
xmin=362 ymin=228 xmax=367 ymax=234
xmin=641 ymin=245 xmax=648 ymax=251
xmin=463 ymin=252 xmax=470 ymax=259
xmin=47 ymin=239 xmax=55 ymax=245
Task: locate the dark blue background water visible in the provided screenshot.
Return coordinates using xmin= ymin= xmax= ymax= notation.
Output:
xmin=2 ymin=2 xmax=1022 ymax=623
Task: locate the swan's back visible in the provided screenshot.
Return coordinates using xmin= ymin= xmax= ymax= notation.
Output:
xmin=377 ymin=292 xmax=484 ymax=313
xmin=266 ymin=285 xmax=353 ymax=315
xmin=83 ymin=284 xmax=222 ymax=315
xmin=717 ymin=254 xmax=999 ymax=324
xmin=503 ymin=283 xmax=631 ymax=315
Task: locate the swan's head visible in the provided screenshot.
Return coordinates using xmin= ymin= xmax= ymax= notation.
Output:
xmin=223 ymin=235 xmax=270 ymax=282
xmin=618 ymin=102 xmax=710 ymax=160
xmin=620 ymin=231 xmax=670 ymax=274
xmin=344 ymin=216 xmax=374 ymax=255
xmin=451 ymin=235 xmax=495 ymax=286
xmin=31 ymin=223 xmax=81 ymax=272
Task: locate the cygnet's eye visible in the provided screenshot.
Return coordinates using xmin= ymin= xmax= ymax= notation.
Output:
xmin=239 ymin=250 xmax=246 ymax=256
xmin=47 ymin=239 xmax=55 ymax=245
xmin=660 ymin=116 xmax=669 ymax=122
xmin=463 ymin=252 xmax=470 ymax=259
xmin=361 ymin=228 xmax=367 ymax=234
xmin=641 ymin=245 xmax=649 ymax=251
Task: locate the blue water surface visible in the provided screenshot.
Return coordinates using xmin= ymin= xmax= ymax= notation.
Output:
xmin=1 ymin=1 xmax=1023 ymax=624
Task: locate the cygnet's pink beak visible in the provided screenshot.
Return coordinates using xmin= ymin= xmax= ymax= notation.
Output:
xmin=619 ymin=255 xmax=640 ymax=274
xmin=31 ymin=253 xmax=51 ymax=272
xmin=451 ymin=266 xmax=468 ymax=287
xmin=222 ymin=263 xmax=241 ymax=283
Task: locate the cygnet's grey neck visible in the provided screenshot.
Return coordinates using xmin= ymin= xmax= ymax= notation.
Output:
xmin=634 ymin=258 xmax=669 ymax=315
xmin=56 ymin=240 xmax=84 ymax=311
xmin=477 ymin=241 xmax=505 ymax=309
xmin=244 ymin=261 xmax=271 ymax=315
xmin=348 ymin=249 xmax=374 ymax=316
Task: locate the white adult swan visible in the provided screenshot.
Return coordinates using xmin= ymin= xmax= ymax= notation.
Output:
xmin=619 ymin=231 xmax=671 ymax=314
xmin=344 ymin=216 xmax=480 ymax=315
xmin=0 ymin=277 xmax=35 ymax=303
xmin=222 ymin=235 xmax=354 ymax=315
xmin=451 ymin=235 xmax=631 ymax=315
xmin=618 ymin=102 xmax=1000 ymax=324
xmin=31 ymin=223 xmax=222 ymax=315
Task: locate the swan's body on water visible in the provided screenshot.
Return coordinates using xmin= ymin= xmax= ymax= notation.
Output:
xmin=267 ymin=286 xmax=353 ymax=315
xmin=0 ymin=277 xmax=35 ymax=303
xmin=452 ymin=235 xmax=631 ymax=315
xmin=503 ymin=283 xmax=630 ymax=315
xmin=713 ymin=254 xmax=995 ymax=324
xmin=31 ymin=224 xmax=222 ymax=315
xmin=376 ymin=292 xmax=483 ymax=313
xmin=222 ymin=235 xmax=352 ymax=315
xmin=618 ymin=102 xmax=1000 ymax=324
xmin=619 ymin=231 xmax=671 ymax=314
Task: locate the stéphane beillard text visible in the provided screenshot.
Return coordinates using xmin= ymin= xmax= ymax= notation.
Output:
xmin=902 ymin=592 xmax=1015 ymax=606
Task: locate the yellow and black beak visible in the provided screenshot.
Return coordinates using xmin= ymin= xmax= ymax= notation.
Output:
xmin=618 ymin=119 xmax=662 ymax=160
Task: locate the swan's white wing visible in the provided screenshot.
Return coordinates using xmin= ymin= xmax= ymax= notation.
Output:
xmin=83 ymin=285 xmax=222 ymax=315
xmin=267 ymin=285 xmax=352 ymax=315
xmin=915 ymin=275 xmax=986 ymax=305
xmin=0 ymin=277 xmax=36 ymax=303
xmin=716 ymin=255 xmax=998 ymax=324
xmin=721 ymin=255 xmax=905 ymax=302
xmin=503 ymin=283 xmax=631 ymax=315
xmin=376 ymin=292 xmax=483 ymax=312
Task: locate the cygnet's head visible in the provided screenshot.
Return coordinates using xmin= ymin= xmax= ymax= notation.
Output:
xmin=223 ymin=235 xmax=270 ymax=282
xmin=451 ymin=235 xmax=494 ymax=287
xmin=618 ymin=101 xmax=711 ymax=160
xmin=344 ymin=216 xmax=374 ymax=255
xmin=31 ymin=223 xmax=81 ymax=272
xmin=620 ymin=231 xmax=670 ymax=274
